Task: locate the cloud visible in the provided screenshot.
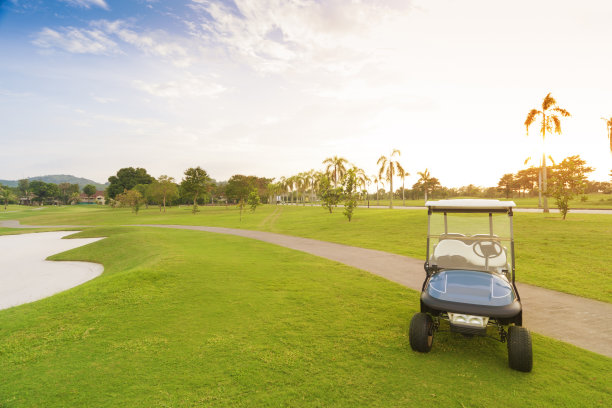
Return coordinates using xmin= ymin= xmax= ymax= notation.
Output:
xmin=60 ymin=0 xmax=110 ymax=10
xmin=33 ymin=27 xmax=121 ymax=55
xmin=93 ymin=20 xmax=192 ymax=66
xmin=187 ymin=0 xmax=414 ymax=74
xmin=33 ymin=19 xmax=191 ymax=66
xmin=132 ymin=74 xmax=227 ymax=98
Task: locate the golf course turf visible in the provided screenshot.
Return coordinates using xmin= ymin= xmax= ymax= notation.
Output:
xmin=3 ymin=204 xmax=611 ymax=302
xmin=0 ymin=226 xmax=610 ymax=407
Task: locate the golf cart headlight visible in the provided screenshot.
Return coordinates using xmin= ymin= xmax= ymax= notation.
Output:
xmin=448 ymin=313 xmax=489 ymax=328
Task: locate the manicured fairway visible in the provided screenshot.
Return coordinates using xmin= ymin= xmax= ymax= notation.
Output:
xmin=3 ymin=204 xmax=611 ymax=302
xmin=0 ymin=228 xmax=609 ymax=407
xmin=358 ymin=193 xmax=612 ymax=209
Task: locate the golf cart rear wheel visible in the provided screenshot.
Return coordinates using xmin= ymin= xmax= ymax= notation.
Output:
xmin=409 ymin=313 xmax=434 ymax=353
xmin=507 ymin=326 xmax=532 ymax=372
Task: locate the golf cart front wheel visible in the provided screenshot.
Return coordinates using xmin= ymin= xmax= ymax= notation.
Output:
xmin=409 ymin=313 xmax=434 ymax=353
xmin=507 ymin=326 xmax=533 ymax=372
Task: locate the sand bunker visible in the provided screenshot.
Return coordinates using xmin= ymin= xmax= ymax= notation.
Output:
xmin=0 ymin=231 xmax=104 ymax=310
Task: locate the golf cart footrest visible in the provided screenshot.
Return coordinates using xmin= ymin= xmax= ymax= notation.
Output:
xmin=450 ymin=324 xmax=486 ymax=336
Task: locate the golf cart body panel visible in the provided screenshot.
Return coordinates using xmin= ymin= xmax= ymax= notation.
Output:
xmin=421 ymin=269 xmax=521 ymax=318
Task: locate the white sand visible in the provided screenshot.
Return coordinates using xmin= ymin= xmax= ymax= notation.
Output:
xmin=0 ymin=231 xmax=104 ymax=310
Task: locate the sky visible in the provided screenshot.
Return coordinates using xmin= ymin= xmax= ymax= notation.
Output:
xmin=0 ymin=0 xmax=611 ymax=189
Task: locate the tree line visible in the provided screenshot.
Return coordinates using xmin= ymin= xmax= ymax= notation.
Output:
xmin=0 ymin=179 xmax=99 ymax=209
xmin=104 ymin=167 xmax=269 ymax=217
xmin=2 ymin=93 xmax=610 ymax=220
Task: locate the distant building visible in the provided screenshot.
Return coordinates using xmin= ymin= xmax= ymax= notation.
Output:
xmin=79 ymin=190 xmax=106 ymax=205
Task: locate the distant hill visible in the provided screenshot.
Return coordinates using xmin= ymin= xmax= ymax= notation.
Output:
xmin=0 ymin=174 xmax=108 ymax=191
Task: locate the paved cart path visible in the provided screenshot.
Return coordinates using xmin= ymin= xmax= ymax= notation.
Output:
xmin=2 ymin=220 xmax=611 ymax=358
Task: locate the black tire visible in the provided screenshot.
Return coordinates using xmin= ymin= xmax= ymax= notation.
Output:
xmin=409 ymin=313 xmax=434 ymax=353
xmin=508 ymin=326 xmax=533 ymax=372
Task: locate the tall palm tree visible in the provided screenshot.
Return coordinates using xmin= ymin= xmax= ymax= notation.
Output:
xmin=311 ymin=171 xmax=324 ymax=205
xmin=417 ymin=169 xmax=432 ymax=201
xmin=525 ymin=93 xmax=571 ymax=213
xmin=286 ymin=176 xmax=297 ymax=204
xmin=602 ymin=116 xmax=612 ymax=152
xmin=346 ymin=166 xmax=369 ymax=202
xmin=372 ymin=174 xmax=380 ymax=206
xmin=322 ymin=156 xmax=349 ymax=187
xmin=304 ymin=169 xmax=315 ymax=205
xmin=397 ymin=167 xmax=410 ymax=207
xmin=377 ymin=149 xmax=402 ymax=208
xmin=296 ymin=172 xmax=307 ymax=205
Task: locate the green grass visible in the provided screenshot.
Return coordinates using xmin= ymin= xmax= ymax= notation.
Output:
xmin=1 ymin=227 xmax=609 ymax=407
xmin=3 ymin=204 xmax=611 ymax=303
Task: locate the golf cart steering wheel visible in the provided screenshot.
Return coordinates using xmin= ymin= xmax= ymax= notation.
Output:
xmin=472 ymin=240 xmax=503 ymax=259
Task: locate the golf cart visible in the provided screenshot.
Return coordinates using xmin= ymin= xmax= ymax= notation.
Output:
xmin=409 ymin=199 xmax=532 ymax=372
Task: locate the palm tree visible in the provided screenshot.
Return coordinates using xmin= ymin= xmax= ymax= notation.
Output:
xmin=311 ymin=170 xmax=324 ymax=205
xmin=322 ymin=156 xmax=349 ymax=187
xmin=524 ymin=93 xmax=571 ymax=213
xmin=279 ymin=176 xmax=288 ymax=204
xmin=354 ymin=167 xmax=369 ymax=201
xmin=296 ymin=172 xmax=307 ymax=205
xmin=286 ymin=176 xmax=297 ymax=204
xmin=397 ymin=167 xmax=410 ymax=207
xmin=417 ymin=169 xmax=432 ymax=201
xmin=372 ymin=174 xmax=381 ymax=206
xmin=377 ymin=149 xmax=402 ymax=208
xmin=602 ymin=117 xmax=612 ymax=152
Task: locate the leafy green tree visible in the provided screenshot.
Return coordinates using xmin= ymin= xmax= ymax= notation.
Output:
xmin=323 ymin=156 xmax=349 ymax=187
xmin=151 ymin=175 xmax=178 ymax=213
xmin=525 ymin=93 xmax=571 ymax=213
xmin=56 ymin=183 xmax=79 ymax=204
xmin=133 ymin=183 xmax=154 ymax=209
xmin=107 ymin=167 xmax=154 ymax=199
xmin=377 ymin=149 xmax=403 ymax=208
xmin=116 ymin=189 xmax=143 ymax=214
xmin=319 ymin=175 xmax=342 ymax=214
xmin=181 ymin=167 xmax=212 ymax=214
xmin=342 ymin=168 xmax=358 ymax=222
xmin=58 ymin=182 xmax=71 ymax=204
xmin=247 ymin=190 xmax=261 ymax=212
xmin=18 ymin=179 xmax=29 ymax=196
xmin=29 ymin=180 xmax=50 ymax=205
xmin=1 ymin=187 xmax=16 ymax=210
xmin=549 ymin=155 xmax=594 ymax=220
xmin=83 ymin=184 xmax=97 ymax=198
xmin=226 ymin=175 xmax=256 ymax=219
xmin=226 ymin=175 xmax=255 ymax=203
xmin=497 ymin=173 xmax=515 ymax=198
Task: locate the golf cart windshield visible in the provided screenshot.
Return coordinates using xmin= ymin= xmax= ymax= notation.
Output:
xmin=426 ymin=200 xmax=515 ymax=275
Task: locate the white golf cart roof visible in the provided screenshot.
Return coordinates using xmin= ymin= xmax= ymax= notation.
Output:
xmin=426 ymin=199 xmax=516 ymax=211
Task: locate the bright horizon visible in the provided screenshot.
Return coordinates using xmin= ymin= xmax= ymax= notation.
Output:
xmin=1 ymin=0 xmax=610 ymax=189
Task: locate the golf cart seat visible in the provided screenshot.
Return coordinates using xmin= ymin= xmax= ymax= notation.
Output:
xmin=431 ymin=238 xmax=508 ymax=273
